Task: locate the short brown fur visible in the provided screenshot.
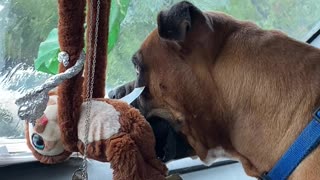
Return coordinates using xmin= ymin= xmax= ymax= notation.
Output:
xmin=83 ymin=0 xmax=110 ymax=98
xmin=131 ymin=1 xmax=320 ymax=179
xmin=57 ymin=0 xmax=86 ymax=152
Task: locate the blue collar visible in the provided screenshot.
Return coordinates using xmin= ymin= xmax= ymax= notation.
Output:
xmin=261 ymin=108 xmax=320 ymax=180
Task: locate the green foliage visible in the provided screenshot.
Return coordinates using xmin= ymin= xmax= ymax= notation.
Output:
xmin=195 ymin=0 xmax=320 ymax=40
xmin=34 ymin=28 xmax=60 ymax=75
xmin=108 ymin=0 xmax=130 ymax=52
xmin=2 ymin=0 xmax=58 ymax=66
xmin=33 ymin=0 xmax=130 ymax=75
xmin=1 ymin=0 xmax=320 ymax=138
xmin=1 ymin=0 xmax=320 ymax=89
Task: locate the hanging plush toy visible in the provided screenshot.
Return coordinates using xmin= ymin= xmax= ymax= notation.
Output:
xmin=25 ymin=89 xmax=168 ymax=180
xmin=15 ymin=0 xmax=171 ymax=180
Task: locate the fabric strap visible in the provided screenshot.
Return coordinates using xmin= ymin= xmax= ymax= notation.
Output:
xmin=261 ymin=109 xmax=320 ymax=180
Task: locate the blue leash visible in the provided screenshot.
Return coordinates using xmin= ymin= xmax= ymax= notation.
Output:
xmin=261 ymin=109 xmax=320 ymax=180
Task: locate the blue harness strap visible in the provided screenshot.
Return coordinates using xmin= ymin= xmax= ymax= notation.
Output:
xmin=261 ymin=109 xmax=320 ymax=180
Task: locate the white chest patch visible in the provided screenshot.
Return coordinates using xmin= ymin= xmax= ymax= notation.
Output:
xmin=78 ymin=101 xmax=121 ymax=143
xmin=202 ymin=147 xmax=227 ymax=166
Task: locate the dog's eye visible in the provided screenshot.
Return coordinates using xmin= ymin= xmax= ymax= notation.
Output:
xmin=32 ymin=133 xmax=45 ymax=150
xmin=135 ymin=67 xmax=139 ymax=76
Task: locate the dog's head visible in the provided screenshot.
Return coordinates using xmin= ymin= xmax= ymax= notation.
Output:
xmin=127 ymin=1 xmax=229 ymax=127
xmin=109 ymin=1 xmax=233 ymax=161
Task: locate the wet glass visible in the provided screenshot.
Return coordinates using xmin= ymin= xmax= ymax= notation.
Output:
xmin=0 ymin=0 xmax=319 ymax=141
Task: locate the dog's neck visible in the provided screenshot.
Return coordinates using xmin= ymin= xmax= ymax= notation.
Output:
xmin=210 ymin=20 xmax=320 ymax=176
xmin=178 ymin=13 xmax=320 ymax=176
xmin=161 ymin=12 xmax=320 ymax=177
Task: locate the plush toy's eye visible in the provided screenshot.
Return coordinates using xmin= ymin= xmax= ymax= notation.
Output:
xmin=32 ymin=133 xmax=45 ymax=150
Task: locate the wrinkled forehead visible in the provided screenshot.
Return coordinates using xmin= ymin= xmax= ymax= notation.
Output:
xmin=141 ymin=29 xmax=160 ymax=49
xmin=138 ymin=30 xmax=181 ymax=67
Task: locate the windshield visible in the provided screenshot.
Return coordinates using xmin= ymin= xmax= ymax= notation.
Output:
xmin=0 ymin=0 xmax=319 ymax=147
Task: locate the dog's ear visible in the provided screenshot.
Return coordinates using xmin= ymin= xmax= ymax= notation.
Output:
xmin=157 ymin=1 xmax=205 ymax=42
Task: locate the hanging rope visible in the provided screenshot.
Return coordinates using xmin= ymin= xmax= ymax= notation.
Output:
xmin=83 ymin=0 xmax=110 ymax=98
xmin=80 ymin=0 xmax=101 ymax=177
xmin=57 ymin=0 xmax=110 ymax=179
xmin=82 ymin=0 xmax=110 ymax=173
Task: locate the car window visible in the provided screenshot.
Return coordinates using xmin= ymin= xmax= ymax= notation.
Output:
xmin=0 ymin=0 xmax=319 ymax=143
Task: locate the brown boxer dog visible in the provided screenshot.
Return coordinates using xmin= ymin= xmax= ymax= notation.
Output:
xmin=110 ymin=1 xmax=320 ymax=179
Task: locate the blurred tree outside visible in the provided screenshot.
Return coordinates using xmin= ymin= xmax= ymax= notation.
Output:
xmin=0 ymin=0 xmax=319 ymax=138
xmin=0 ymin=0 xmax=319 ymax=89
xmin=106 ymin=0 xmax=320 ymax=89
xmin=0 ymin=0 xmax=58 ymax=69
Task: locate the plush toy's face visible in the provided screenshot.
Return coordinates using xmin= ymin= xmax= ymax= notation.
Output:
xmin=28 ymin=95 xmax=65 ymax=157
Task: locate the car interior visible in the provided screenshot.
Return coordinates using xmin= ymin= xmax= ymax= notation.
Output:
xmin=0 ymin=0 xmax=320 ymax=179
